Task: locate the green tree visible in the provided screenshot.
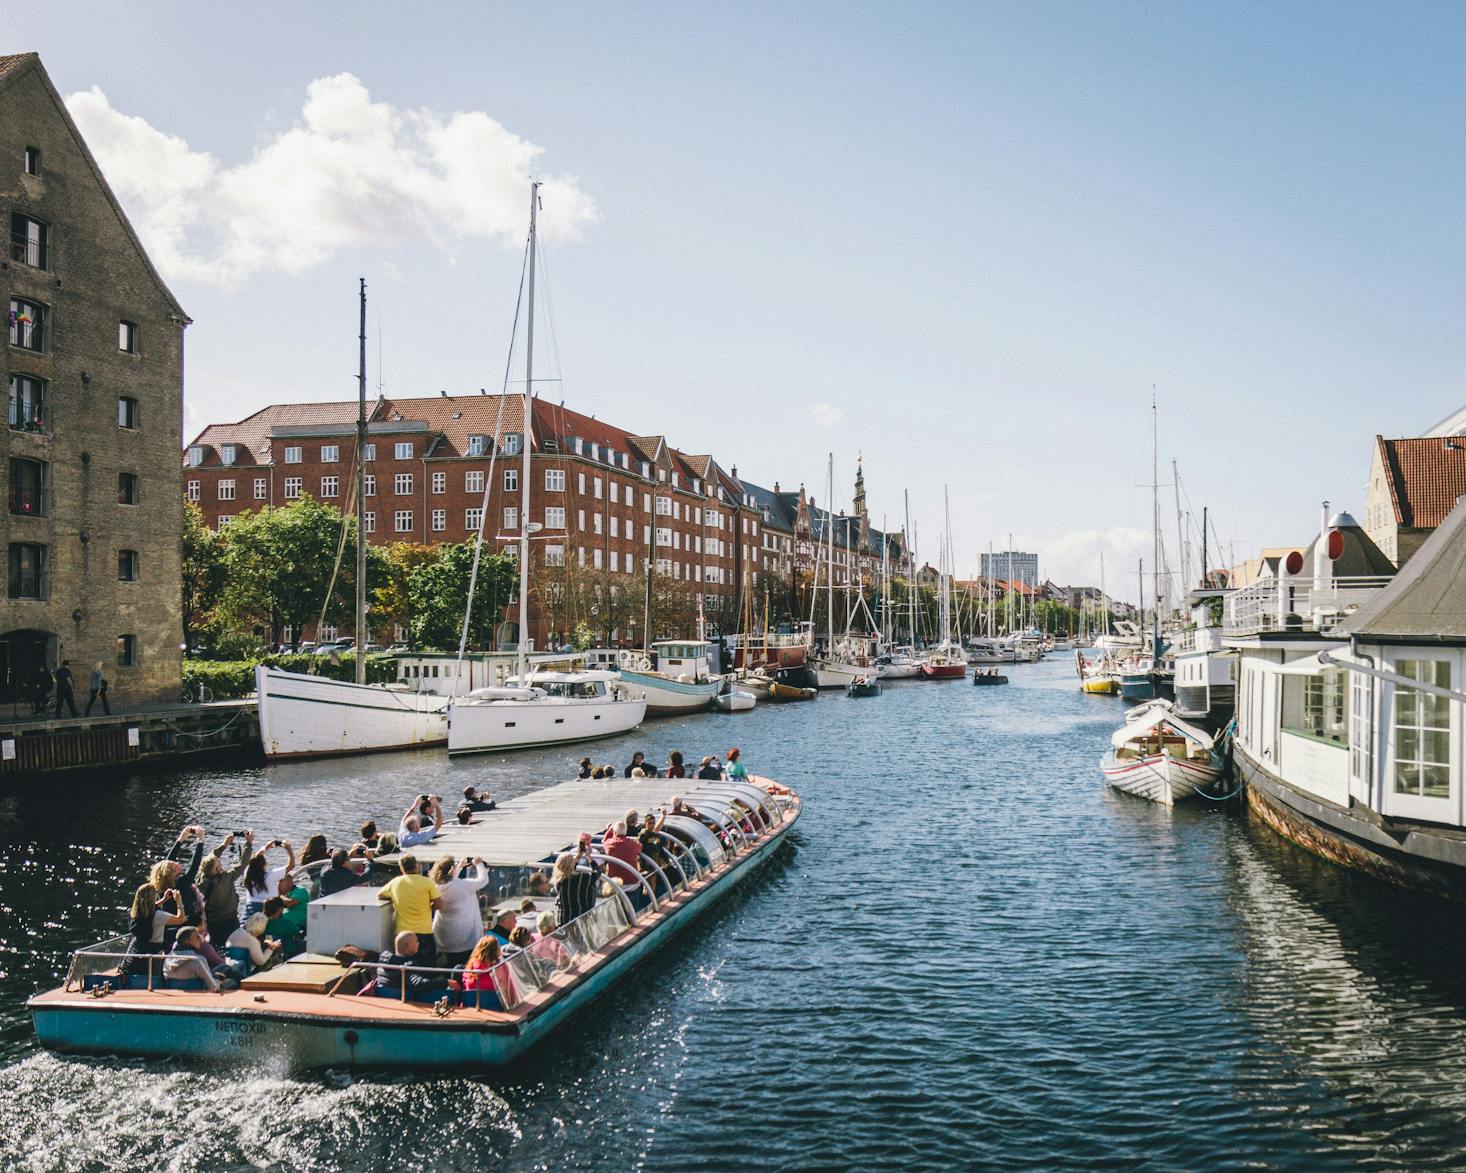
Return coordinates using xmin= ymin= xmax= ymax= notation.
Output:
xmin=373 ymin=542 xmax=438 ymax=641
xmin=181 ymin=500 xmax=226 ymax=651
xmin=216 ymin=498 xmax=386 ymax=649
xmin=407 ymin=541 xmax=516 ymax=650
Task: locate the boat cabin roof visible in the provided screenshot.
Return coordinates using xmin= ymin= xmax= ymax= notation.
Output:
xmin=1111 ymin=708 xmax=1215 ymax=750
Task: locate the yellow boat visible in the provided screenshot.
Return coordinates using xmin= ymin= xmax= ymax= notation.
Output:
xmin=1081 ymin=675 xmax=1121 ymax=695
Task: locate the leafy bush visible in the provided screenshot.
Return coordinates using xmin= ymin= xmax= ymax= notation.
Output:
xmin=182 ymin=654 xmax=401 ymax=699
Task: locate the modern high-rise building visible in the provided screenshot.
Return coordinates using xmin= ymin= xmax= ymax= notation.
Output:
xmin=2 ymin=53 xmax=190 ymax=703
xmin=981 ymin=550 xmax=1038 ymax=588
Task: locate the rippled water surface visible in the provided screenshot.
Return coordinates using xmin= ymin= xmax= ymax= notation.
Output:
xmin=5 ymin=657 xmax=1466 ymax=1169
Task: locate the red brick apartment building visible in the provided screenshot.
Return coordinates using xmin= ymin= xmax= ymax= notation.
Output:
xmin=187 ymin=394 xmax=916 ymax=649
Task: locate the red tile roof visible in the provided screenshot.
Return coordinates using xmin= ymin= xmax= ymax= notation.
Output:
xmin=188 ymin=401 xmax=362 ymax=464
xmin=1378 ymin=435 xmax=1466 ymax=529
xmin=0 ymin=53 xmax=36 ymax=86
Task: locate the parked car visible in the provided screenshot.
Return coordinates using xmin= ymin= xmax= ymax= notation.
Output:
xmin=385 ymin=643 xmax=411 ymax=654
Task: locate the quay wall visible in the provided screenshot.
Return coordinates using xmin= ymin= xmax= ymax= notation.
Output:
xmin=0 ymin=701 xmax=259 ymax=777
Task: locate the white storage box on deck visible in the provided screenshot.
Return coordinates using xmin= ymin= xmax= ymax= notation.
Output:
xmin=307 ymin=888 xmax=395 ymax=956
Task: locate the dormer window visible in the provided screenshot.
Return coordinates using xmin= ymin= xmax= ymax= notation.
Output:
xmin=466 ymin=434 xmax=487 ymax=457
xmin=572 ymin=437 xmax=583 ymax=455
xmin=641 ymin=461 xmax=650 ymax=478
xmin=186 ymin=446 xmax=205 ymax=467
xmin=502 ymin=433 xmax=522 ymax=456
xmin=590 ymin=443 xmax=599 ymax=461
xmin=620 ymin=453 xmax=629 ymax=470
xmin=671 ymin=472 xmax=680 ymax=489
xmin=220 ymin=444 xmax=237 ymax=465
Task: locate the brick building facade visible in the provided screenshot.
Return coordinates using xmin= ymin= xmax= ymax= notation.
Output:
xmin=2 ymin=53 xmax=189 ymax=703
xmin=187 ymin=395 xmax=912 ymax=649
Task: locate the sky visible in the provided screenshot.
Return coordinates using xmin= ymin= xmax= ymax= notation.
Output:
xmin=21 ymin=2 xmax=1466 ymax=600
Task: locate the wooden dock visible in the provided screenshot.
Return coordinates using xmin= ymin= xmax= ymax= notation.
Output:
xmin=0 ymin=700 xmax=260 ymax=777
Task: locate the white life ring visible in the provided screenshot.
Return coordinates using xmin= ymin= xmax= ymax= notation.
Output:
xmin=618 ymin=649 xmax=635 ymax=668
xmin=636 ymin=655 xmax=651 ymax=672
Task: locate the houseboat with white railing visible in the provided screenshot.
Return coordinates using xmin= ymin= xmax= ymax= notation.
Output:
xmin=1172 ymin=586 xmax=1236 ymax=731
xmin=1228 ymin=501 xmax=1466 ymax=900
xmin=30 ymin=775 xmax=800 ymax=1071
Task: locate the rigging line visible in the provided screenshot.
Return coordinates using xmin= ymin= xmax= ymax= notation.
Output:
xmin=314 ymin=446 xmax=361 ymax=644
xmin=455 ymin=233 xmax=530 ymax=675
xmin=536 ymin=230 xmax=567 ymax=398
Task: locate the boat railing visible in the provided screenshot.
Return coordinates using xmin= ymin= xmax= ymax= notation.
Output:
xmin=1223 ymin=576 xmax=1392 ymax=637
xmin=62 ymin=935 xmax=161 ymax=992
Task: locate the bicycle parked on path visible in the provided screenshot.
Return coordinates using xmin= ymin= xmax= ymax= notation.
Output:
xmin=181 ymin=682 xmax=214 ymax=705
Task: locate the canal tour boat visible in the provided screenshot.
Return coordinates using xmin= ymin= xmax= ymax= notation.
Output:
xmin=1100 ymin=700 xmax=1223 ymax=806
xmin=30 ymin=775 xmax=800 ymax=1072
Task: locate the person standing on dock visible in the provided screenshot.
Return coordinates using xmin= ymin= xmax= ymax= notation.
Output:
xmin=53 ymin=660 xmax=78 ymax=718
xmin=83 ymin=662 xmax=110 ymax=716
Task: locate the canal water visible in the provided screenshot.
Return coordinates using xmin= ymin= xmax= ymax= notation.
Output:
xmin=3 ymin=656 xmax=1466 ymax=1169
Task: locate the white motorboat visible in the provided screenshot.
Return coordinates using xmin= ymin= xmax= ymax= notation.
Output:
xmin=967 ymin=640 xmax=1005 ymax=666
xmin=613 ymin=641 xmax=722 ymax=716
xmin=713 ymin=687 xmax=756 ymax=712
xmin=1100 ymin=701 xmax=1222 ymax=806
xmin=447 ymin=670 xmax=646 ymax=755
xmin=877 ymin=648 xmax=923 ymax=679
xmin=255 ymin=665 xmax=449 ymax=758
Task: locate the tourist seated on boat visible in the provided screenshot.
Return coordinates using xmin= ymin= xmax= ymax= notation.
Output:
xmin=359 ymin=821 xmax=381 ymax=851
xmin=530 ymin=912 xmax=572 ymax=970
xmin=299 ymin=834 xmax=330 ymax=868
xmin=526 ymin=871 xmax=552 ymax=898
xmin=507 ymin=925 xmax=533 ymax=953
xmin=164 ymin=926 xmax=236 ymax=991
xmin=725 ymin=748 xmax=748 ymax=781
xmin=630 ymin=767 xmax=646 ymax=778
xmin=696 ymin=757 xmax=722 ymax=780
xmin=601 ymin=821 xmax=643 ymax=899
xmin=398 ymin=796 xmax=443 ymax=848
xmin=431 ymin=855 xmax=489 ymax=967
xmin=372 ymin=931 xmax=456 ymax=1001
xmin=199 ymin=831 xmax=252 ymax=947
xmin=319 ymin=849 xmax=369 ymax=895
xmin=455 ymin=804 xmax=474 ymax=825
xmin=638 ymin=809 xmax=670 ymax=885
xmin=225 ymin=913 xmax=281 ymax=974
xmin=461 ymin=935 xmax=513 ymax=1010
xmin=462 ymin=786 xmax=496 ymax=812
xmin=666 ymin=751 xmax=686 ymax=779
xmin=242 ymin=840 xmax=296 ymax=917
xmin=577 ymin=757 xmax=593 ymax=779
xmin=669 ymin=796 xmax=701 ymax=820
xmin=553 ymin=845 xmax=601 ymax=925
xmin=270 ymin=874 xmax=310 ymax=952
xmin=120 ymin=881 xmax=187 ymax=979
xmin=623 ymin=751 xmax=648 ymax=778
xmin=625 ymin=809 xmax=643 ymax=836
xmin=377 ymin=854 xmax=442 ymax=959
xmin=487 ymin=907 xmax=519 ymax=946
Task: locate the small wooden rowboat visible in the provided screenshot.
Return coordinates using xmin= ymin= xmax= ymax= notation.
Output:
xmin=768 ymin=682 xmax=817 ymax=703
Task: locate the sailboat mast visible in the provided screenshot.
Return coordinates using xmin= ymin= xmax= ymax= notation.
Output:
xmin=826 ymin=455 xmax=835 ymax=646
xmin=355 ymin=278 xmax=368 ymax=685
xmin=1151 ymin=397 xmax=1160 ymax=655
xmin=516 ymin=182 xmax=539 ymax=681
xmin=904 ymin=490 xmax=915 ymax=644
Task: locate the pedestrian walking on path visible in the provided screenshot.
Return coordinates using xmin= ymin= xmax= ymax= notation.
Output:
xmin=53 ymin=660 xmax=78 ymax=718
xmin=84 ymin=661 xmax=110 ymax=716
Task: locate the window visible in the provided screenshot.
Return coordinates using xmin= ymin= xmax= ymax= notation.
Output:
xmin=504 ymin=506 xmax=519 ymax=529
xmin=8 ymin=542 xmax=45 ymax=598
xmin=546 ymin=469 xmax=565 ymax=492
xmin=8 ymin=374 xmax=45 ymax=431
xmin=9 ymin=298 xmax=46 ymax=351
xmin=284 ymin=446 xmax=302 ymax=464
xmin=431 ymin=509 xmax=446 ymax=532
xmin=364 ymin=443 xmax=376 ymax=461
xmin=1350 ymin=671 xmax=1374 ymax=787
xmin=656 ymin=527 xmax=673 ymax=547
xmin=395 ymin=473 xmax=413 ymax=496
xmin=465 ymin=470 xmax=484 ymax=493
xmin=186 ymin=480 xmax=200 ymax=502
xmin=117 ymin=472 xmax=139 ymax=505
xmin=117 ymin=634 xmax=138 ymax=667
xmin=395 ymin=442 xmax=413 ymax=459
xmin=545 ymin=544 xmax=565 ymax=567
xmin=118 ymin=320 xmax=138 ymax=354
xmin=1295 ymin=670 xmax=1347 ymax=744
xmin=593 ymin=477 xmax=603 ymax=499
xmin=24 ymin=146 xmax=39 ymax=175
xmin=545 ymin=506 xmax=566 ymax=529
xmin=609 ymin=482 xmax=619 ymax=505
xmin=610 ymin=516 xmax=619 ymax=539
xmin=365 ymin=474 xmax=376 ymax=496
xmin=218 ymin=479 xmax=236 ymax=501
xmin=503 ymin=433 xmax=522 ymax=456
xmin=593 ymin=548 xmax=603 ymax=569
xmin=186 ymin=446 xmax=204 ymax=467
xmin=1394 ymin=660 xmax=1452 ymax=798
xmin=116 ymin=396 xmax=142 ymax=429
xmin=364 ymin=511 xmax=376 ymax=534
xmin=610 ymin=551 xmax=620 ymax=573
xmin=465 ymin=507 xmax=483 ymax=532
xmin=250 ymin=477 xmax=265 ymax=500
xmin=283 ymin=477 xmax=302 ymax=499
xmin=321 ymin=444 xmax=340 ymax=463
xmin=593 ymin=513 xmax=602 ymax=535
xmin=9 ymin=458 xmax=46 ymax=515
xmin=578 ymin=472 xmax=586 ymax=494
xmin=644 ymin=493 xmax=652 ymax=513
xmin=394 ymin=510 xmax=413 ymax=533
xmin=467 ymin=435 xmax=487 ymax=456
xmin=118 ymin=549 xmax=139 ymax=581
xmin=218 ymin=513 xmax=235 ymax=528
xmin=319 ymin=476 xmax=338 ymax=498
xmin=220 ymin=444 xmax=240 ymax=466
xmin=505 ymin=469 xmax=518 ymax=492
xmin=656 ymin=496 xmax=673 ymax=516
xmin=10 ymin=213 xmax=48 ymax=269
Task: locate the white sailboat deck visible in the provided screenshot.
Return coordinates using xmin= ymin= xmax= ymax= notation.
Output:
xmin=385 ymin=777 xmax=732 ymax=868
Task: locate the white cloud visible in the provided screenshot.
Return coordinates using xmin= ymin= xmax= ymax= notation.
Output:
xmin=806 ymin=403 xmax=844 ymax=428
xmin=65 ymin=74 xmax=597 ymax=285
xmin=1024 ymin=526 xmax=1150 ymax=600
